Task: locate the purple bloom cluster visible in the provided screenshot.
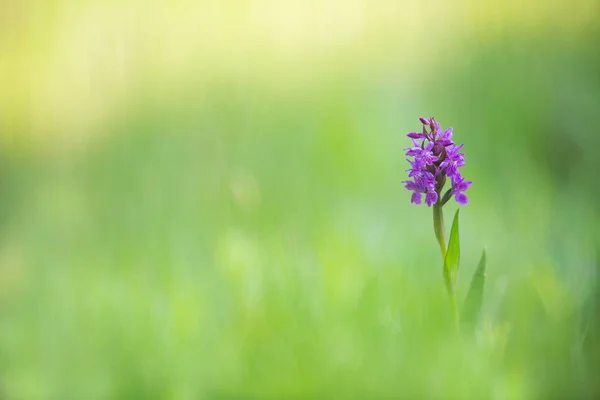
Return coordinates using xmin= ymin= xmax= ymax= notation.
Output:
xmin=402 ymin=117 xmax=472 ymax=206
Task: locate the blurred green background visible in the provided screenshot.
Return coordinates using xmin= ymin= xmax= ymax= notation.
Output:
xmin=1 ymin=0 xmax=600 ymax=398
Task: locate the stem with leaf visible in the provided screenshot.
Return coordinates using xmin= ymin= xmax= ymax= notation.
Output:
xmin=434 ymin=204 xmax=461 ymax=332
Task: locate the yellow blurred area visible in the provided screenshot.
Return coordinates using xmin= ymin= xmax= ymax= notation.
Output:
xmin=0 ymin=0 xmax=596 ymax=153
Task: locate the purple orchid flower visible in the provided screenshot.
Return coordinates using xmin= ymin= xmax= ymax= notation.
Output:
xmin=402 ymin=117 xmax=472 ymax=207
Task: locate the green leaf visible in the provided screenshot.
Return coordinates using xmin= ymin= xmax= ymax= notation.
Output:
xmin=461 ymin=248 xmax=487 ymax=331
xmin=443 ymin=209 xmax=461 ymax=294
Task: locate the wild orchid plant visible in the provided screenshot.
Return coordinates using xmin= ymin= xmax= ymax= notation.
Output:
xmin=403 ymin=117 xmax=486 ymax=332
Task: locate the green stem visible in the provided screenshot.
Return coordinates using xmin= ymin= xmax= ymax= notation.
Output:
xmin=433 ymin=203 xmax=460 ymax=332
xmin=449 ymin=289 xmax=460 ymax=333
xmin=433 ymin=203 xmax=446 ymax=258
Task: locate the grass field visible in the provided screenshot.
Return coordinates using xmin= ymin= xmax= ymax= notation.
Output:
xmin=1 ymin=1 xmax=600 ymax=398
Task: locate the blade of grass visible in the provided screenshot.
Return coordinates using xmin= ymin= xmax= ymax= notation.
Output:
xmin=461 ymin=248 xmax=487 ymax=332
xmin=443 ymin=209 xmax=461 ymax=331
xmin=443 ymin=209 xmax=460 ymax=294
